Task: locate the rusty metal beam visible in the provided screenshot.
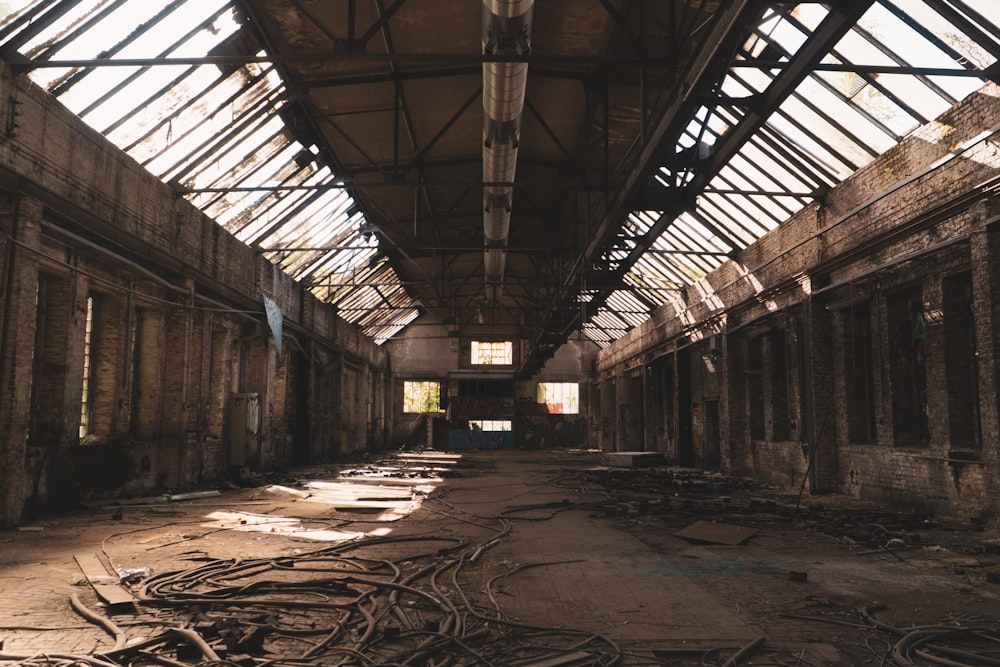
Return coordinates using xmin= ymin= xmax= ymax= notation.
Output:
xmin=9 ymin=52 xmax=695 ymax=70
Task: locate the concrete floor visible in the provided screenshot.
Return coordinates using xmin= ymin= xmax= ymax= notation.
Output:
xmin=1 ymin=449 xmax=998 ymax=666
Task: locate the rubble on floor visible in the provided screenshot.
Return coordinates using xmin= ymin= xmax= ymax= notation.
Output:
xmin=1 ymin=450 xmax=998 ymax=666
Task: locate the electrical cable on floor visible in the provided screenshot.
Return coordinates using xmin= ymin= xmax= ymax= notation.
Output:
xmin=47 ymin=456 xmax=1000 ymax=666
xmin=63 ymin=517 xmax=624 ymax=666
xmin=69 ymin=592 xmax=127 ymax=651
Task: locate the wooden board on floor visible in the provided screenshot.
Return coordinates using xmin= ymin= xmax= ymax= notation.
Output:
xmin=74 ymin=553 xmax=137 ymax=605
xmin=674 ymin=520 xmax=758 ymax=545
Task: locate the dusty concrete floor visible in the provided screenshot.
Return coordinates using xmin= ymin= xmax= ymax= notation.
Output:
xmin=1 ymin=449 xmax=999 ymax=666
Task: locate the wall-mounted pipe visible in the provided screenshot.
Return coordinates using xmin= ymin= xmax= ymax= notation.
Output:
xmin=482 ymin=0 xmax=533 ymax=304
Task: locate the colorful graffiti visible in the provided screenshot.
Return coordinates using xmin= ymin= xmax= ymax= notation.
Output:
xmin=518 ymin=416 xmax=586 ymax=449
xmin=448 ymin=429 xmax=513 ymax=450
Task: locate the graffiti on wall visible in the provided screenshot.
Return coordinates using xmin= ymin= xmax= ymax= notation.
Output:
xmin=518 ymin=416 xmax=586 ymax=449
xmin=448 ymin=429 xmax=513 ymax=450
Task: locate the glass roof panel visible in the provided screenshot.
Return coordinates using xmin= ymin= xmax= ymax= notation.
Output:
xmin=0 ymin=0 xmax=410 ymax=344
xmin=605 ymin=0 xmax=995 ymax=346
xmin=1 ymin=0 xmax=996 ymax=349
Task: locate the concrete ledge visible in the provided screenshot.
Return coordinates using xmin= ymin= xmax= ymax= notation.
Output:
xmin=600 ymin=451 xmax=663 ymax=467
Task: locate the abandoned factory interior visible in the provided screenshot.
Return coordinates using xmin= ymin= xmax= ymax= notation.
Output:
xmin=2 ymin=1 xmax=1000 ymax=666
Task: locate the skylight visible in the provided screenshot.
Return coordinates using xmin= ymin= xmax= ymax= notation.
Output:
xmin=582 ymin=0 xmax=997 ymax=347
xmin=0 ymin=0 xmax=415 ymax=344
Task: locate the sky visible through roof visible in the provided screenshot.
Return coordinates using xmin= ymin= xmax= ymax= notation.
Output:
xmin=0 ymin=0 xmax=996 ymax=346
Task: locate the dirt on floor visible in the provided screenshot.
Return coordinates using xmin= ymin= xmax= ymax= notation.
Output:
xmin=1 ymin=449 xmax=998 ymax=666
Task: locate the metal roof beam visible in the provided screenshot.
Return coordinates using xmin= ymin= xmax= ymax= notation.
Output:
xmin=579 ymin=0 xmax=759 ymax=273
xmin=555 ymin=2 xmax=873 ymax=363
xmin=922 ymin=0 xmax=1000 ymax=60
xmin=356 ymin=0 xmax=409 ymax=47
xmin=303 ymin=66 xmax=481 ymax=89
xmin=731 ymin=62 xmax=994 ymax=78
xmin=290 ymin=0 xmax=351 ymax=52
xmin=0 ymin=0 xmax=84 ymax=60
xmin=9 ymin=52 xmax=728 ymax=70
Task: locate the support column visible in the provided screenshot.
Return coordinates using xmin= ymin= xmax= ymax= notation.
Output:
xmin=970 ymin=198 xmax=1000 ymax=523
xmin=806 ymin=296 xmax=838 ymax=493
xmin=0 ymin=195 xmax=42 ymax=526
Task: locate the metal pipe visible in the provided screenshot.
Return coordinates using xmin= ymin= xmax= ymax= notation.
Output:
xmin=481 ymin=0 xmax=533 ymax=299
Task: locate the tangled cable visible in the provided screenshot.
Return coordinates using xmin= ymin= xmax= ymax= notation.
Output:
xmin=2 ymin=524 xmax=621 ymax=666
xmin=861 ymin=606 xmax=1000 ymax=667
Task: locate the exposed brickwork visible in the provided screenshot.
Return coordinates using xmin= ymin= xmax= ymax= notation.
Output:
xmin=599 ymin=83 xmax=1000 ymax=522
xmin=0 ymin=196 xmax=41 ymax=521
xmin=0 ymin=62 xmax=387 ymax=526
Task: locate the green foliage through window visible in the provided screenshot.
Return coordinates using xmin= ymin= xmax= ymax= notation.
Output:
xmin=403 ymin=381 xmax=444 ymax=413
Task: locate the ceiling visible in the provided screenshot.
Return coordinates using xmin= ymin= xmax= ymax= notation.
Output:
xmin=1 ymin=0 xmax=997 ymax=377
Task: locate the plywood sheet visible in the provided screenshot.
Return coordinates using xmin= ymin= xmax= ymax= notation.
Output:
xmin=674 ymin=520 xmax=758 ymax=545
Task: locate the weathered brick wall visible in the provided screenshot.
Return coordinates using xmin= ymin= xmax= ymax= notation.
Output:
xmin=598 ymin=82 xmax=1000 ymax=522
xmin=0 ymin=196 xmax=40 ymax=519
xmin=0 ymin=60 xmax=388 ymax=526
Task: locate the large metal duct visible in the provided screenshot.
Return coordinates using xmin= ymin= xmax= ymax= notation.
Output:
xmin=482 ymin=0 xmax=533 ymax=304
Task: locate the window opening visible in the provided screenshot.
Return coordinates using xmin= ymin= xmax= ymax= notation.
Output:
xmin=888 ymin=287 xmax=928 ymax=446
xmin=29 ymin=273 xmax=77 ymax=446
xmin=471 ymin=340 xmax=512 ymax=365
xmin=403 ymin=381 xmax=444 ymax=413
xmin=79 ymin=295 xmax=94 ymax=440
xmin=536 ymin=382 xmax=579 ymax=414
xmin=843 ymin=300 xmax=876 ymax=444
xmin=468 ymin=420 xmax=511 ymax=431
xmin=769 ymin=330 xmax=790 ymax=441
xmin=943 ymin=272 xmax=980 ymax=449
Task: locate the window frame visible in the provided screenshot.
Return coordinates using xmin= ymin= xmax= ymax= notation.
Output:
xmin=471 ymin=340 xmax=512 ymax=365
xmin=403 ymin=380 xmax=445 ymax=413
xmin=535 ymin=382 xmax=580 ymax=414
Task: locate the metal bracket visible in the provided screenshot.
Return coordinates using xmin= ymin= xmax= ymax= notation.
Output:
xmin=5 ymin=96 xmax=21 ymax=139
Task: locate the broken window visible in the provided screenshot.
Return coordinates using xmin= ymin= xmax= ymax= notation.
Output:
xmin=842 ymin=300 xmax=876 ymax=445
xmin=403 ymin=381 xmax=444 ymax=413
xmin=888 ymin=286 xmax=928 ymax=447
xmin=942 ymin=272 xmax=980 ymax=450
xmin=78 ymin=294 xmax=94 ymax=441
xmin=536 ymin=382 xmax=579 ymax=414
xmin=471 ymin=340 xmax=512 ymax=365
xmin=468 ymin=420 xmax=511 ymax=431
xmin=83 ymin=291 xmax=123 ymax=444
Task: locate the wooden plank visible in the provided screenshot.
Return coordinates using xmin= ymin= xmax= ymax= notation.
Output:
xmin=674 ymin=520 xmax=758 ymax=546
xmin=74 ymin=553 xmax=115 ymax=583
xmin=74 ymin=554 xmax=137 ymax=605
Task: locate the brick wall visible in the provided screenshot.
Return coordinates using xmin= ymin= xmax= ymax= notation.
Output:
xmin=597 ymin=82 xmax=1000 ymax=522
xmin=0 ymin=60 xmax=388 ymax=526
